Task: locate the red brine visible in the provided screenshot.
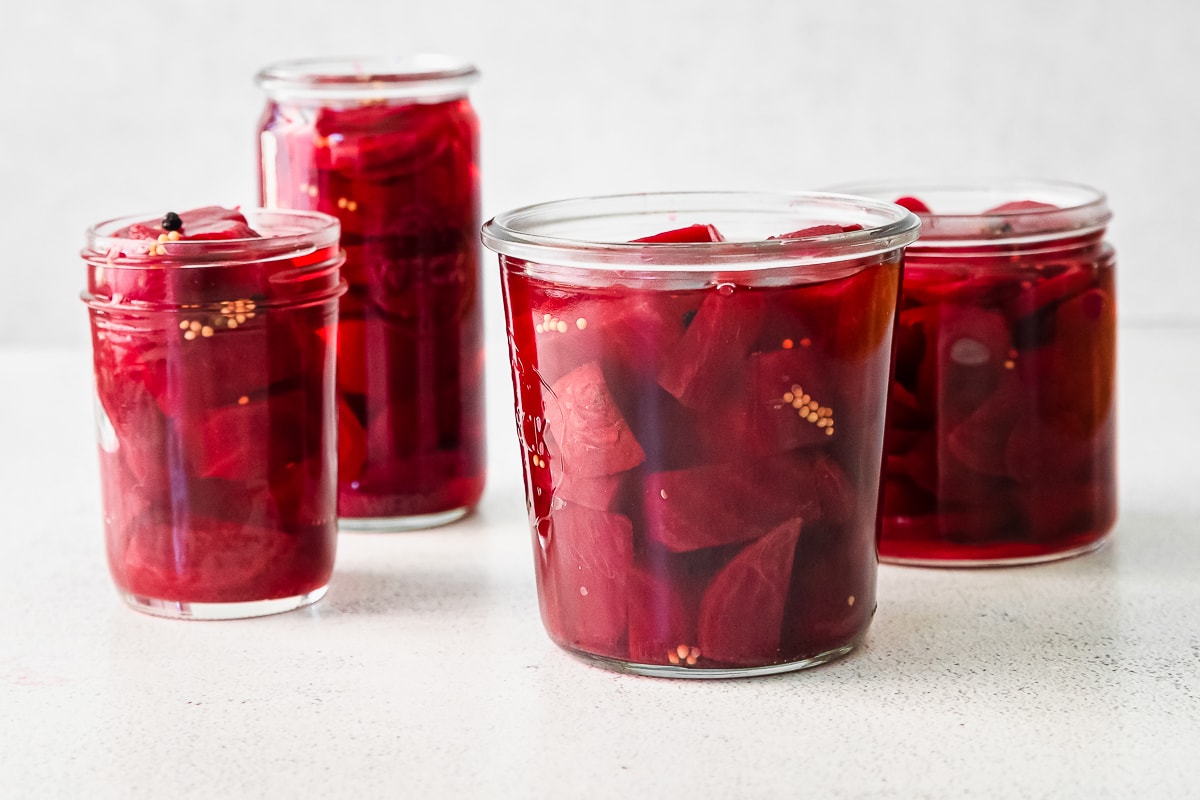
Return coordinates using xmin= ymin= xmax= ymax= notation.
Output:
xmin=874 ymin=184 xmax=1117 ymax=564
xmin=257 ymin=58 xmax=485 ymax=527
xmin=487 ymin=193 xmax=919 ymax=674
xmin=82 ymin=207 xmax=345 ymax=616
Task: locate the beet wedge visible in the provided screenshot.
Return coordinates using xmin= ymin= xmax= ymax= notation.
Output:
xmin=698 ymin=518 xmax=803 ymax=666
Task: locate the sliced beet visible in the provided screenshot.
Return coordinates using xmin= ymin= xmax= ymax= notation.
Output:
xmin=692 ymin=346 xmax=837 ymax=459
xmin=983 ymin=200 xmax=1059 ymax=214
xmin=529 ymin=294 xmax=690 ymax=388
xmin=894 ymin=196 xmax=932 ymax=214
xmin=339 ymin=448 xmax=481 ymax=518
xmin=546 ymin=361 xmax=645 ymax=478
xmin=152 ymin=317 xmax=307 ymax=416
xmin=172 ymin=206 xmax=260 ymax=240
xmin=800 ymin=261 xmax=901 ymax=362
xmin=123 ymin=514 xmax=294 ymax=602
xmin=266 ymin=454 xmax=337 ymax=531
xmin=1005 ymin=409 xmax=1111 ymax=482
xmin=1003 ymin=264 xmax=1095 ymax=321
xmin=782 ymin=518 xmax=875 ymax=652
xmin=556 ymin=472 xmax=624 ymax=511
xmin=657 ymin=289 xmax=765 ymax=410
xmin=627 ymin=565 xmax=697 ymax=666
xmin=641 ymin=451 xmax=847 ymax=552
xmin=633 ymin=223 xmax=725 ymax=243
xmin=358 ymin=218 xmax=477 ymax=325
xmin=910 ymin=271 xmax=1023 ymax=310
xmin=1038 ymin=288 xmax=1116 ymax=438
xmin=117 ymin=206 xmax=259 ymax=242
xmin=312 ymin=100 xmax=461 ymax=181
xmin=945 ymin=373 xmax=1026 ymax=477
xmin=540 ymin=426 xmax=625 ymax=510
xmin=179 ymin=390 xmax=310 ymax=482
xmin=91 ymin=334 xmax=171 ymax=493
xmin=770 ymin=223 xmax=864 ymax=239
xmin=894 ymin=434 xmax=1014 ymax=508
xmin=546 ymin=503 xmax=634 ymax=653
xmin=698 ymin=518 xmax=802 ymax=666
xmin=924 ymin=306 xmax=1012 ymax=423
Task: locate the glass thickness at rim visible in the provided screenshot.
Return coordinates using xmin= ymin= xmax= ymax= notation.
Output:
xmin=82 ymin=208 xmax=342 ymax=267
xmin=481 ymin=191 xmax=921 ymax=272
xmin=832 ymin=178 xmax=1111 ymax=246
xmin=257 ymin=55 xmax=479 ymax=102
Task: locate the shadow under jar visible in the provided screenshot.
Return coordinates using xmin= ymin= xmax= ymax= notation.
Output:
xmin=483 ymin=191 xmax=920 ymax=677
xmin=257 ymin=56 xmax=486 ymax=531
xmin=842 ymin=180 xmax=1117 ymax=566
xmin=82 ymin=207 xmax=346 ymax=619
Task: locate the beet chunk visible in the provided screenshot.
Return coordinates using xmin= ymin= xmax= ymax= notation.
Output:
xmin=546 ymin=503 xmax=634 ymax=653
xmin=698 ymin=518 xmax=803 ymax=666
xmin=641 ymin=452 xmax=848 ymax=552
xmin=546 ymin=361 xmax=646 ymax=478
xmin=657 ymin=289 xmax=765 ymax=410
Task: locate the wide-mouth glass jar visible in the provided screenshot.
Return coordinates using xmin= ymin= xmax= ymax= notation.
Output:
xmin=838 ymin=180 xmax=1117 ymax=566
xmin=484 ymin=191 xmax=919 ymax=677
xmin=257 ymin=56 xmax=486 ymax=531
xmin=82 ymin=207 xmax=346 ymax=619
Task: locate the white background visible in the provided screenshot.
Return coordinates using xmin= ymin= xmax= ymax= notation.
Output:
xmin=2 ymin=0 xmax=1197 ymax=350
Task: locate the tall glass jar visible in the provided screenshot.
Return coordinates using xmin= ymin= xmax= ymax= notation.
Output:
xmin=842 ymin=180 xmax=1117 ymax=565
xmin=256 ymin=56 xmax=486 ymax=530
xmin=484 ymin=191 xmax=920 ymax=677
xmin=82 ymin=207 xmax=346 ymax=619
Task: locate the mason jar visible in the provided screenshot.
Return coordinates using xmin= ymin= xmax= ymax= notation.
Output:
xmin=82 ymin=207 xmax=345 ymax=618
xmin=841 ymin=180 xmax=1117 ymax=566
xmin=484 ymin=191 xmax=919 ymax=676
xmin=257 ymin=56 xmax=486 ymax=530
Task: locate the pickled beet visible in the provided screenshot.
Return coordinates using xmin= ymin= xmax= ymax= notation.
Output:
xmin=698 ymin=518 xmax=802 ymax=666
xmin=657 ymin=290 xmax=764 ymax=410
xmin=85 ymin=208 xmax=342 ymax=607
xmin=547 ymin=361 xmax=646 ymax=478
xmin=501 ymin=226 xmax=899 ymax=670
xmin=880 ymin=194 xmax=1117 ymax=563
xmin=772 ymin=223 xmax=864 ymax=238
xmin=259 ymin=91 xmax=485 ymax=522
xmin=546 ymin=503 xmax=634 ymax=652
xmin=633 ymin=223 xmax=725 ymax=243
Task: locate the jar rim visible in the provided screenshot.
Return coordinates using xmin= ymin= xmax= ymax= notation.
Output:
xmin=256 ymin=55 xmax=479 ymax=102
xmin=83 ymin=208 xmax=342 ymax=268
xmin=829 ymin=179 xmax=1111 ymax=247
xmin=481 ymin=191 xmax=921 ymax=272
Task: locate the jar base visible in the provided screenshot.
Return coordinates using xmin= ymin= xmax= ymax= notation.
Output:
xmin=338 ymin=506 xmax=469 ymax=532
xmin=880 ymin=534 xmax=1110 ymax=568
xmin=119 ymin=585 xmax=328 ymax=620
xmin=559 ymin=641 xmax=859 ymax=679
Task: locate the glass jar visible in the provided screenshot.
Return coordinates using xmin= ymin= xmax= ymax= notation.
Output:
xmin=81 ymin=207 xmax=346 ymax=618
xmin=483 ymin=191 xmax=920 ymax=677
xmin=256 ymin=56 xmax=486 ymax=530
xmin=842 ymin=180 xmax=1117 ymax=565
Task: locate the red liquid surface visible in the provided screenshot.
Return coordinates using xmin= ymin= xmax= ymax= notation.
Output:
xmin=881 ymin=241 xmax=1117 ymax=563
xmin=259 ymin=98 xmax=485 ymax=520
xmin=87 ymin=209 xmax=340 ymax=604
xmin=501 ymin=255 xmax=900 ymax=670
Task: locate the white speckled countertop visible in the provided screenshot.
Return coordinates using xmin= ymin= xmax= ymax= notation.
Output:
xmin=2 ymin=327 xmax=1198 ymax=798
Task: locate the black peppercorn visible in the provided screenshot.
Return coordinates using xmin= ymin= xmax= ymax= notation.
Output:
xmin=161 ymin=211 xmax=183 ymax=232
